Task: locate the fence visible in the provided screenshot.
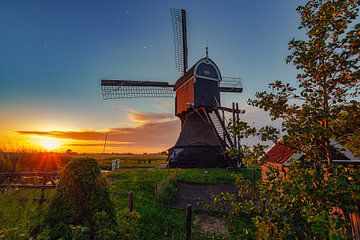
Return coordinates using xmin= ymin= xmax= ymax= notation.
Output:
xmin=0 ymin=171 xmax=59 ymax=203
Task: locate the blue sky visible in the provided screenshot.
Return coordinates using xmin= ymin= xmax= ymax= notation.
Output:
xmin=0 ymin=0 xmax=308 ymax=152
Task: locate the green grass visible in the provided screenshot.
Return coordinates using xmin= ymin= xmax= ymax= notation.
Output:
xmin=107 ymin=168 xmax=260 ymax=239
xmin=176 ymin=168 xmax=261 ymax=184
xmin=0 ymin=167 xmax=260 ymax=239
xmin=0 ymin=189 xmax=54 ymax=238
xmin=108 ymin=169 xmax=187 ymax=239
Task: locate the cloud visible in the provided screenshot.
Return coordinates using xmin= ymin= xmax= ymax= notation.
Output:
xmin=66 ymin=143 xmax=131 ymax=147
xmin=128 ymin=112 xmax=175 ymax=125
xmin=16 ymin=112 xmax=180 ymax=149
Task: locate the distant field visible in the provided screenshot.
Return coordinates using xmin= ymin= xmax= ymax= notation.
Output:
xmin=79 ymin=153 xmax=168 ymax=170
xmin=0 ymin=152 xmax=168 ymax=172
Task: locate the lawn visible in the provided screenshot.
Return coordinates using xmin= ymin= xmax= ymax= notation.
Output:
xmin=0 ymin=189 xmax=54 ymax=239
xmin=106 ymin=167 xmax=260 ymax=239
xmin=0 ymin=165 xmax=260 ymax=239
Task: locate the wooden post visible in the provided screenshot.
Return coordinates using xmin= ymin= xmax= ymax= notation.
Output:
xmin=128 ymin=191 xmax=134 ymax=212
xmin=235 ymin=103 xmax=240 ymax=151
xmin=154 ymin=182 xmax=158 ymax=200
xmin=232 ymin=102 xmax=236 ymax=148
xmin=39 ymin=176 xmax=48 ymax=204
xmin=185 ymin=204 xmax=192 ymax=240
xmin=222 ymin=109 xmax=226 ymax=142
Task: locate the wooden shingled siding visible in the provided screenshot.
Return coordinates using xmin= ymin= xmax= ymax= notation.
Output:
xmin=169 ymin=111 xmax=227 ymax=168
xmin=174 ymin=111 xmax=220 ymax=147
xmin=176 ymin=77 xmax=194 ymax=115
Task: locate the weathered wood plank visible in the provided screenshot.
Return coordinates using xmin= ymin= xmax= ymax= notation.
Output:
xmin=0 ymin=184 xmax=56 ymax=189
xmin=0 ymin=172 xmax=59 ymax=177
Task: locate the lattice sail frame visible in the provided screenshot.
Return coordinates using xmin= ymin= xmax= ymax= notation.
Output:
xmin=171 ymin=8 xmax=187 ymax=74
xmin=101 ymin=80 xmax=175 ymax=99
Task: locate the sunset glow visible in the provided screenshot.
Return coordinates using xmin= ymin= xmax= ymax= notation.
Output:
xmin=0 ymin=1 xmax=307 ymax=154
xmin=35 ymin=136 xmax=61 ymax=151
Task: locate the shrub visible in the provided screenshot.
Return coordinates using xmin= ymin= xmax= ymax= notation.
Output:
xmin=0 ymin=228 xmax=29 ymax=240
xmin=44 ymin=158 xmax=117 ymax=239
xmin=216 ymin=163 xmax=359 ymax=239
xmin=116 ymin=209 xmax=140 ymax=240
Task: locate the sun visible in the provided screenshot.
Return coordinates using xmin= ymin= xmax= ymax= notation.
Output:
xmin=38 ymin=137 xmax=61 ymax=151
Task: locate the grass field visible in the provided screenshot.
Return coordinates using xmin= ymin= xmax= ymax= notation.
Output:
xmin=106 ymin=168 xmax=260 ymax=239
xmin=0 ymin=155 xmax=260 ymax=239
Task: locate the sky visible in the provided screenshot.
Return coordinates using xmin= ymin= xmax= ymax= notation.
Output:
xmin=0 ymin=0 xmax=307 ymax=153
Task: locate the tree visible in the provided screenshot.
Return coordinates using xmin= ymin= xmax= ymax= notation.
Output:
xmin=249 ymin=0 xmax=359 ymax=164
xmin=219 ymin=1 xmax=360 ymax=238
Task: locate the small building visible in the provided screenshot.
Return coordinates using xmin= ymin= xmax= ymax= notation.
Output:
xmin=261 ymin=139 xmax=360 ymax=239
xmin=261 ymin=139 xmax=360 ymax=180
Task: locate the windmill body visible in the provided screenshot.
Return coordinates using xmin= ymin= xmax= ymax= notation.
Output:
xmin=101 ymin=9 xmax=244 ymax=168
xmin=169 ymin=57 xmax=228 ymax=168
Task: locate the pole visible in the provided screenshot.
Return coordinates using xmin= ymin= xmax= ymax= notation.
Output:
xmin=232 ymin=102 xmax=236 ymax=149
xmin=236 ymin=103 xmax=240 ymax=151
xmin=185 ymin=204 xmax=192 ymax=240
xmin=128 ymin=191 xmax=134 ymax=212
xmin=222 ymin=109 xmax=226 ymax=142
xmin=102 ymin=132 xmax=108 ymax=163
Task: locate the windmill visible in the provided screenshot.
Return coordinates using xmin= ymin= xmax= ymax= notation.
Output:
xmin=101 ymin=9 xmax=244 ymax=168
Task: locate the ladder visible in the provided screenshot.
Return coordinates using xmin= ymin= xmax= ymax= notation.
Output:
xmin=208 ymin=110 xmax=234 ymax=148
xmin=203 ymin=108 xmax=239 ymax=167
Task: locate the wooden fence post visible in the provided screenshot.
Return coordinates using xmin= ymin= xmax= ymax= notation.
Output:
xmin=154 ymin=182 xmax=158 ymax=200
xmin=252 ymin=171 xmax=256 ymax=191
xmin=232 ymin=102 xmax=237 ymax=149
xmin=128 ymin=191 xmax=134 ymax=212
xmin=235 ymin=102 xmax=240 ymax=151
xmin=185 ymin=204 xmax=192 ymax=240
xmin=39 ymin=176 xmax=48 ymax=204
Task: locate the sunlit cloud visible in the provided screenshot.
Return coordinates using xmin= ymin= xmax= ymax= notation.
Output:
xmin=128 ymin=112 xmax=175 ymax=125
xmin=16 ymin=112 xmax=181 ymax=152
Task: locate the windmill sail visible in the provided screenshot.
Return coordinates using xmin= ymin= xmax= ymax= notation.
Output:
xmin=171 ymin=8 xmax=188 ymax=74
xmin=101 ymin=80 xmax=174 ymax=99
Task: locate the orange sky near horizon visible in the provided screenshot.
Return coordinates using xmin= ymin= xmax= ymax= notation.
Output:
xmin=0 ymin=106 xmax=281 ymax=154
xmin=0 ymin=112 xmax=181 ymax=154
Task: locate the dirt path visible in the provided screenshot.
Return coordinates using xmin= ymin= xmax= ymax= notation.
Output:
xmin=194 ymin=214 xmax=229 ymax=238
xmin=175 ymin=181 xmax=237 ymax=210
xmin=175 ymin=181 xmax=236 ymax=238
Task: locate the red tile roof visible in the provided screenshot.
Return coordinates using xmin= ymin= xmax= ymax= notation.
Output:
xmin=263 ymin=143 xmax=297 ymax=164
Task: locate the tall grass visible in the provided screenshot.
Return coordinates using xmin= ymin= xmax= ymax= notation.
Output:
xmin=0 ymin=145 xmax=70 ymax=172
